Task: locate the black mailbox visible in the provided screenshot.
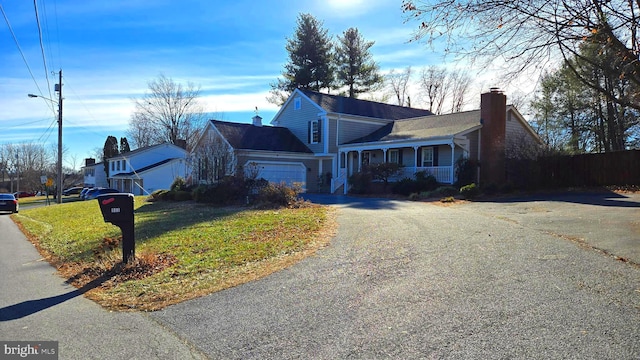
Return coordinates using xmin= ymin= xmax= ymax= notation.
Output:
xmin=97 ymin=193 xmax=135 ymax=263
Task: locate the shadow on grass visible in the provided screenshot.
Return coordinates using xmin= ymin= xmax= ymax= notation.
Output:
xmin=474 ymin=189 xmax=640 ymax=208
xmin=131 ymin=201 xmax=245 ymax=245
xmin=0 ymin=270 xmax=115 ymax=321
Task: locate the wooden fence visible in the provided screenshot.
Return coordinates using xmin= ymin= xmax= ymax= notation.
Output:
xmin=506 ymin=150 xmax=640 ymax=189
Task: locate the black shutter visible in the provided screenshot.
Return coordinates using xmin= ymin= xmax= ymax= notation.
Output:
xmin=433 ymin=146 xmax=439 ymax=166
xmin=307 ymin=121 xmax=311 ymax=143
xmin=398 ymin=150 xmax=403 ymax=165
xmin=317 ymin=119 xmax=322 ymax=143
xmin=417 ymin=147 xmax=422 ymax=167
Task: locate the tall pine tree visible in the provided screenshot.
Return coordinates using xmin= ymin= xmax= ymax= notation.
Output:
xmin=103 ymin=136 xmax=119 ymax=177
xmin=334 ymin=28 xmax=383 ymax=98
xmin=268 ymin=14 xmax=334 ymax=105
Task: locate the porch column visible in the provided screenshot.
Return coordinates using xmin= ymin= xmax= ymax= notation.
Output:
xmin=414 ymin=146 xmax=419 ymax=173
xmin=382 ymin=148 xmax=388 ymax=163
xmin=318 ymin=158 xmax=323 ymax=176
xmin=450 ymin=142 xmax=455 ymax=184
xmin=357 ymin=150 xmax=362 ymax=172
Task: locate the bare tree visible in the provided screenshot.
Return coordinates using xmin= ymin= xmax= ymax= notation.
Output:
xmin=386 ymin=66 xmax=413 ymax=106
xmin=448 ymin=70 xmax=472 ymax=113
xmin=419 ymin=66 xmax=447 ymax=114
xmin=128 ymin=74 xmax=206 ymax=151
xmin=403 ymin=0 xmax=640 ymax=110
xmin=192 ymin=131 xmax=235 ymax=184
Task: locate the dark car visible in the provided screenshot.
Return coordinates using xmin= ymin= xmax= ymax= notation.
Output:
xmin=0 ymin=193 xmax=19 ymax=213
xmin=85 ymin=188 xmax=121 ymax=200
xmin=13 ymin=191 xmax=35 ymax=198
xmin=62 ymin=187 xmax=83 ymax=196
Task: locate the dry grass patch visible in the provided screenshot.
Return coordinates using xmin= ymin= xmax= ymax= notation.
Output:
xmin=12 ymin=198 xmax=335 ymax=311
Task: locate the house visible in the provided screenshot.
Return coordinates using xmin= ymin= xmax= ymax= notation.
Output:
xmin=105 ymin=143 xmax=190 ymax=195
xmin=192 ymin=88 xmax=541 ymax=193
xmin=81 ymin=158 xmax=108 ymax=188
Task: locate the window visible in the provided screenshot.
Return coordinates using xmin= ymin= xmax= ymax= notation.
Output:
xmin=294 ymin=97 xmax=301 ymax=110
xmin=422 ymin=147 xmax=434 ymax=167
xmin=389 ymin=149 xmax=399 ymax=164
xmin=111 ymin=162 xmax=115 ymax=171
xmin=308 ymin=119 xmax=321 ymax=144
xmin=117 ymin=161 xmax=121 ymax=171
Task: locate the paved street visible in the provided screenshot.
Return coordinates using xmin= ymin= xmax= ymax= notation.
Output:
xmin=2 ymin=192 xmax=639 ymax=359
xmin=0 ymin=215 xmax=206 ymax=360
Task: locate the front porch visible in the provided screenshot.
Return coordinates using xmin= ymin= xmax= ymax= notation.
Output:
xmin=332 ymin=138 xmax=469 ymax=194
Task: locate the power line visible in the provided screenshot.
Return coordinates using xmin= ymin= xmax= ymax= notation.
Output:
xmin=33 ymin=0 xmax=53 ymax=100
xmin=0 ymin=4 xmax=53 ymax=112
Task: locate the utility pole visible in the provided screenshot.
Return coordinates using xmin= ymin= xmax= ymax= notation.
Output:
xmin=56 ymin=70 xmax=63 ymax=204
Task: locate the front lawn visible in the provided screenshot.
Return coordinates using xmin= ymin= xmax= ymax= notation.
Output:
xmin=12 ymin=198 xmax=334 ymax=311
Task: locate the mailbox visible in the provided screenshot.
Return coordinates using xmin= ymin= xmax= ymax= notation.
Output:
xmin=97 ymin=193 xmax=135 ymax=263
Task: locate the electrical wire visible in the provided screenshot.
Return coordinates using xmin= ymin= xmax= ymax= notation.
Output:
xmin=0 ymin=4 xmax=53 ymax=112
xmin=33 ymin=0 xmax=53 ymax=100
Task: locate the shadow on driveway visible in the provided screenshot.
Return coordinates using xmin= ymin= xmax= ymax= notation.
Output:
xmin=476 ymin=190 xmax=640 ymax=208
xmin=302 ymin=194 xmax=401 ymax=209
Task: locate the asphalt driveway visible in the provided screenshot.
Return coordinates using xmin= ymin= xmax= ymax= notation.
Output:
xmin=151 ymin=192 xmax=640 ymax=359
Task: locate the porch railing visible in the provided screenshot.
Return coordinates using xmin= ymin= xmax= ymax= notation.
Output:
xmin=332 ymin=168 xmax=348 ymax=193
xmin=396 ymin=166 xmax=453 ymax=184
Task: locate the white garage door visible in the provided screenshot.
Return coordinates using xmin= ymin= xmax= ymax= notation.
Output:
xmin=251 ymin=162 xmax=307 ymax=191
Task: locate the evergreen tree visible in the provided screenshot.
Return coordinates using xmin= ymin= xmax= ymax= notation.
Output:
xmin=103 ymin=136 xmax=119 ymax=177
xmin=334 ymin=28 xmax=383 ymax=98
xmin=120 ymin=137 xmax=131 ymax=153
xmin=268 ymin=13 xmax=334 ymax=105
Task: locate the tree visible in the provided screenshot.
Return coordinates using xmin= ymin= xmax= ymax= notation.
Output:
xmin=128 ymin=74 xmax=206 ymax=151
xmin=334 ymin=28 xmax=383 ymax=98
xmin=403 ymin=0 xmax=640 ymax=110
xmin=120 ymin=137 xmax=131 ymax=153
xmin=193 ymin=132 xmax=235 ymax=184
xmin=103 ymin=136 xmax=119 ymax=177
xmin=419 ymin=66 xmax=446 ymax=114
xmin=387 ymin=66 xmax=413 ymax=106
xmin=268 ymin=14 xmax=334 ymax=105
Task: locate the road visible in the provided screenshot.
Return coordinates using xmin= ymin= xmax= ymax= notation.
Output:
xmin=150 ymin=194 xmax=640 ymax=359
xmin=0 ymin=214 xmax=206 ymax=360
xmin=2 ymin=192 xmax=639 ymax=359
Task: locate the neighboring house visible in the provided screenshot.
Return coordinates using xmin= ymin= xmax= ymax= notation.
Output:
xmin=192 ymin=88 xmax=541 ymax=193
xmin=107 ymin=143 xmax=190 ymax=195
xmin=81 ymin=158 xmax=108 ymax=188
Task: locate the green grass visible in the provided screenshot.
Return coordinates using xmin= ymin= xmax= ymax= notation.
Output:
xmin=12 ymin=197 xmax=333 ymax=310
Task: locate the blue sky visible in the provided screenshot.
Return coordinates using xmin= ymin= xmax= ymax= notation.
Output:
xmin=0 ymin=0 xmax=527 ymax=169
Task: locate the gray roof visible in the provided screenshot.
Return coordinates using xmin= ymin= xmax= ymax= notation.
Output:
xmin=300 ymin=89 xmax=433 ymax=120
xmin=348 ymin=110 xmax=482 ymax=144
xmin=211 ymin=120 xmax=312 ymax=153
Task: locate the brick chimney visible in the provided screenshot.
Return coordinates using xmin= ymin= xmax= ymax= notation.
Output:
xmin=84 ymin=158 xmax=95 ymax=167
xmin=479 ymin=88 xmax=507 ymax=186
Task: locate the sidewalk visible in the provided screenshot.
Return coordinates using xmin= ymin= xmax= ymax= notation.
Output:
xmin=0 ymin=215 xmax=205 ymax=360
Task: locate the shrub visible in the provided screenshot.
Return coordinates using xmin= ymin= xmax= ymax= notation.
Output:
xmin=348 ymin=171 xmax=372 ymax=194
xmin=455 ymin=158 xmax=478 ymax=187
xmin=256 ymin=182 xmax=302 ymax=207
xmin=170 ymin=177 xmax=187 ymax=192
xmin=369 ymin=163 xmax=401 ymax=190
xmin=173 ymin=190 xmax=192 ymax=201
xmin=415 ymin=172 xmax=438 ymax=191
xmin=431 ymin=186 xmax=459 ymax=197
xmin=440 ymin=196 xmax=455 ymax=203
xmin=482 ymin=183 xmax=498 ymax=196
xmin=392 ymin=177 xmax=420 ymax=196
xmin=460 ymin=183 xmax=480 ymax=199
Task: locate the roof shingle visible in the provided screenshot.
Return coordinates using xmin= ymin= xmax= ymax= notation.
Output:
xmin=211 ymin=120 xmax=312 ymax=153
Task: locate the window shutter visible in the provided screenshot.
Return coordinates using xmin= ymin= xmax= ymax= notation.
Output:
xmin=308 ymin=121 xmax=311 ymax=143
xmin=433 ymin=146 xmax=439 ymax=166
xmin=398 ymin=150 xmax=403 ymax=165
xmin=417 ymin=147 xmax=422 ymax=166
xmin=317 ymin=119 xmax=322 ymax=142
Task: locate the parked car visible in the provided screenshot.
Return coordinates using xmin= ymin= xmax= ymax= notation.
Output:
xmin=80 ymin=187 xmax=91 ymax=200
xmin=0 ymin=193 xmax=19 ymax=213
xmin=85 ymin=188 xmax=120 ymax=200
xmin=62 ymin=187 xmax=83 ymax=196
xmin=13 ymin=191 xmax=35 ymax=198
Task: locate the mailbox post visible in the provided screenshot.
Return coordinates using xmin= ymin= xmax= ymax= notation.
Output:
xmin=97 ymin=193 xmax=135 ymax=263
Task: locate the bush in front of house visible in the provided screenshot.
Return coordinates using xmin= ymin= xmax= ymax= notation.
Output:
xmin=455 ymin=158 xmax=478 ymax=187
xmin=460 ymin=183 xmax=480 ymax=199
xmin=255 ymin=182 xmax=303 ymax=208
xmin=170 ymin=176 xmax=187 ymax=192
xmin=392 ymin=172 xmax=439 ymax=196
xmin=348 ymin=171 xmax=373 ymax=194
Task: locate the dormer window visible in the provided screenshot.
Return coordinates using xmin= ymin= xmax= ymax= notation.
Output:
xmin=294 ymin=97 xmax=301 ymax=110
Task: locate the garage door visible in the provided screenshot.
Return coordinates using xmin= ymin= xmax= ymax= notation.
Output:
xmin=251 ymin=162 xmax=307 ymax=191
